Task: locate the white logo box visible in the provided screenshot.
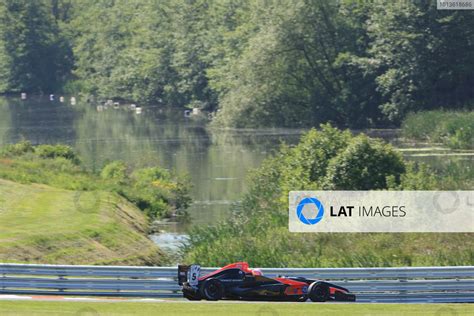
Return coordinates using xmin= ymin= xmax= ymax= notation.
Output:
xmin=289 ymin=191 xmax=474 ymax=233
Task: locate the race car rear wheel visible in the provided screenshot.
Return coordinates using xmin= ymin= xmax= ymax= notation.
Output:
xmin=308 ymin=282 xmax=329 ymax=302
xmin=200 ymin=278 xmax=224 ymax=301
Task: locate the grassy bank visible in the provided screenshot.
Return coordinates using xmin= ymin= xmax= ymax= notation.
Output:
xmin=0 ymin=301 xmax=472 ymax=316
xmin=0 ymin=179 xmax=164 ymax=265
xmin=0 ymin=142 xmax=190 ymax=265
xmin=402 ymin=110 xmax=474 ymax=149
xmin=0 ymin=142 xmax=191 ymax=219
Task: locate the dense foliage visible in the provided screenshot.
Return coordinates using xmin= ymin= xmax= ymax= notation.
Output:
xmin=402 ymin=110 xmax=474 ymax=149
xmin=183 ymin=125 xmax=473 ymax=267
xmin=0 ymin=0 xmax=472 ymax=127
xmin=0 ymin=141 xmax=191 ymax=218
xmin=0 ymin=0 xmax=72 ymax=93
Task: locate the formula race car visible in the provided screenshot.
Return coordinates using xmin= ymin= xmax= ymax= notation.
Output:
xmin=178 ymin=262 xmax=355 ymax=302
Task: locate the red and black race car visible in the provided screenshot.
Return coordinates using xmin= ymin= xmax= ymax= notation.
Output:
xmin=178 ymin=262 xmax=355 ymax=302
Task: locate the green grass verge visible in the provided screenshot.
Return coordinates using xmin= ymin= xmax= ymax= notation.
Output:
xmin=0 ymin=179 xmax=164 ymax=265
xmin=0 ymin=142 xmax=191 ymax=265
xmin=0 ymin=301 xmax=471 ymax=316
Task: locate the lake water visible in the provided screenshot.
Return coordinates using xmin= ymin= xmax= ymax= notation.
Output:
xmin=0 ymin=96 xmax=304 ymax=248
xmin=1 ymin=96 xmax=472 ymax=252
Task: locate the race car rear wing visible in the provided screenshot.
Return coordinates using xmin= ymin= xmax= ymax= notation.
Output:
xmin=178 ymin=264 xmax=201 ymax=286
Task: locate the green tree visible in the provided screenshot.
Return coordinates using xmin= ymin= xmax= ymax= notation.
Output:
xmin=0 ymin=0 xmax=72 ymax=93
xmin=211 ymin=0 xmax=474 ymax=127
xmin=211 ymin=0 xmax=377 ymax=127
xmin=359 ymin=1 xmax=474 ymax=122
xmin=2 ymin=0 xmax=472 ymax=125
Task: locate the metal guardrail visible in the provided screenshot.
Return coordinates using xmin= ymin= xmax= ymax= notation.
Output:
xmin=1 ymin=263 xmax=473 ymax=303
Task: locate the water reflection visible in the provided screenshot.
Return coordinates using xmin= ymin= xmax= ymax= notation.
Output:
xmin=0 ymin=96 xmax=76 ymax=144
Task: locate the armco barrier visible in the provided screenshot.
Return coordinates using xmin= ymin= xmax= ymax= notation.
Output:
xmin=1 ymin=263 xmax=473 ymax=303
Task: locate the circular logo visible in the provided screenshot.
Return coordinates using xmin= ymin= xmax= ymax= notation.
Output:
xmin=433 ymin=191 xmax=460 ymax=214
xmin=296 ymin=197 xmax=324 ymax=225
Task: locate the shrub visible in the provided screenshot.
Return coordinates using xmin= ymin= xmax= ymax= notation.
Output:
xmin=402 ymin=110 xmax=474 ymax=149
xmin=388 ymin=162 xmax=438 ymax=190
xmin=276 ymin=124 xmax=352 ymax=200
xmin=0 ymin=140 xmax=34 ymax=156
xmin=401 ymin=111 xmax=442 ymax=140
xmin=101 ymin=161 xmax=128 ymax=184
xmin=122 ymin=167 xmax=191 ymax=219
xmin=35 ymin=144 xmax=79 ymax=164
xmin=447 ymin=126 xmax=473 ymax=149
xmin=324 ymin=136 xmax=406 ymax=190
xmin=132 ymin=167 xmax=171 ymax=183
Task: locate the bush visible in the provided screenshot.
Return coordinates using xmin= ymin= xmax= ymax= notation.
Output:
xmin=0 ymin=142 xmax=81 ymax=164
xmin=402 ymin=111 xmax=474 ymax=149
xmin=0 ymin=140 xmax=34 ymax=156
xmin=324 ymin=136 xmax=405 ymax=190
xmin=388 ymin=162 xmax=438 ymax=190
xmin=101 ymin=161 xmax=128 ymax=184
xmin=447 ymin=126 xmax=474 ymax=149
xmin=121 ymin=167 xmax=191 ymax=219
xmin=35 ymin=144 xmax=79 ymax=164
xmin=401 ymin=111 xmax=442 ymax=140
xmin=274 ymin=125 xmax=352 ymax=201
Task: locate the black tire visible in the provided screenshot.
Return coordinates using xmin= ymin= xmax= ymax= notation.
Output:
xmin=308 ymin=282 xmax=330 ymax=302
xmin=199 ymin=278 xmax=224 ymax=301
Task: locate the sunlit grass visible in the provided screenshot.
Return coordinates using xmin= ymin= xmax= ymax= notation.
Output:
xmin=0 ymin=301 xmax=473 ymax=316
xmin=0 ymin=179 xmax=163 ymax=265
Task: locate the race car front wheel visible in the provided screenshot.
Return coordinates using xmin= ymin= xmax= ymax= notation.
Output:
xmin=308 ymin=281 xmax=329 ymax=302
xmin=200 ymin=278 xmax=224 ymax=300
